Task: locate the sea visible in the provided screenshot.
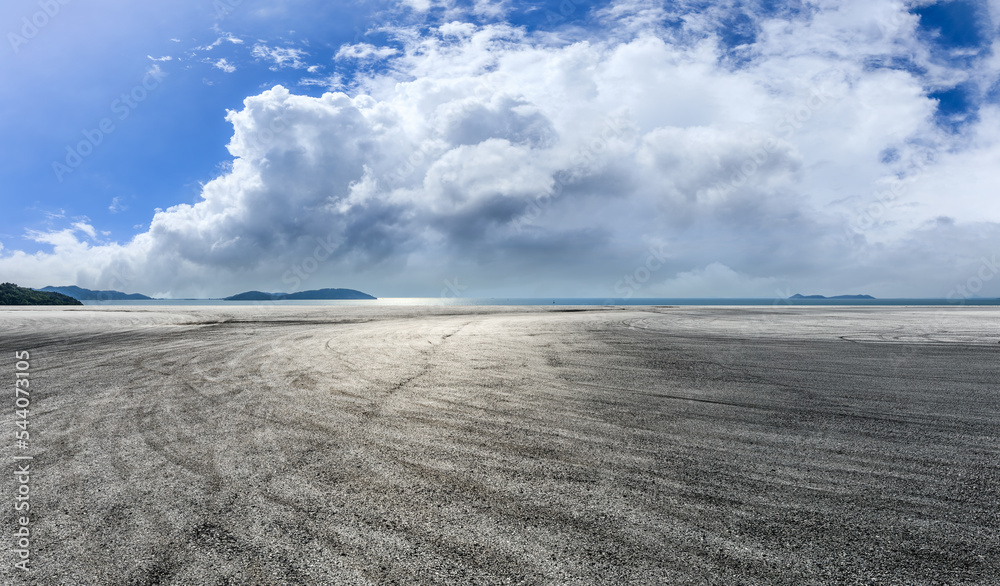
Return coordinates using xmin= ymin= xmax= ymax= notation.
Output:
xmin=78 ymin=298 xmax=1000 ymax=307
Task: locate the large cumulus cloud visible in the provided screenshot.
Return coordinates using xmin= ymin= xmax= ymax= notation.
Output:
xmin=4 ymin=0 xmax=1000 ymax=298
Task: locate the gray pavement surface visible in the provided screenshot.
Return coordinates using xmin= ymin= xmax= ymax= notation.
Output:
xmin=1 ymin=305 xmax=998 ymax=584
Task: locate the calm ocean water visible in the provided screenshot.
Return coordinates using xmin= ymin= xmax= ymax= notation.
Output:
xmin=79 ymin=298 xmax=1000 ymax=306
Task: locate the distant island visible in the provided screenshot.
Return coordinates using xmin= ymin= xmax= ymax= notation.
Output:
xmin=789 ymin=294 xmax=876 ymax=300
xmin=38 ymin=285 xmax=153 ymax=301
xmin=22 ymin=285 xmax=378 ymax=302
xmin=1 ymin=283 xmax=82 ymax=305
xmin=224 ymin=288 xmax=376 ymax=301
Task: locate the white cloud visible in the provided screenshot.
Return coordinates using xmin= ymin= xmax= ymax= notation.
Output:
xmin=650 ymin=262 xmax=783 ymax=298
xmin=3 ymin=4 xmax=998 ymax=298
xmin=109 ymin=197 xmax=126 ymax=214
xmin=298 ymin=74 xmax=343 ymax=91
xmin=145 ymin=63 xmax=166 ymax=81
xmin=213 ymin=58 xmax=236 ymax=73
xmin=439 ymin=21 xmax=476 ymax=38
xmin=401 ymin=0 xmax=436 ymax=12
xmin=335 ymin=43 xmax=399 ymax=61
xmin=147 ymin=55 xmax=173 ymax=62
xmin=398 ymin=0 xmax=508 ymax=20
xmin=197 ymin=32 xmax=244 ymax=51
xmin=71 ymin=222 xmax=97 ymax=239
xmin=472 ymin=0 xmax=508 ymax=19
xmin=251 ymin=43 xmax=308 ymax=70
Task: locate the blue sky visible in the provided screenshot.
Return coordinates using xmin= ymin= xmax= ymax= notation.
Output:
xmin=1 ymin=0 xmax=999 ymax=298
xmin=2 ymin=1 xmax=382 ymax=249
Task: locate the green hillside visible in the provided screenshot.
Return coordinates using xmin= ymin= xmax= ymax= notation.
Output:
xmin=0 ymin=283 xmax=83 ymax=306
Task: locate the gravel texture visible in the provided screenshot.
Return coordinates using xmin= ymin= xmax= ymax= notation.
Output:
xmin=1 ymin=305 xmax=998 ymax=585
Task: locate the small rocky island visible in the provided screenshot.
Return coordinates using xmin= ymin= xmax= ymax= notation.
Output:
xmin=224 ymin=288 xmax=376 ymax=301
xmin=789 ymin=294 xmax=876 ymax=300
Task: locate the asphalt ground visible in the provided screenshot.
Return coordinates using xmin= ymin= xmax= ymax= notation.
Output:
xmin=1 ymin=305 xmax=997 ymax=584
